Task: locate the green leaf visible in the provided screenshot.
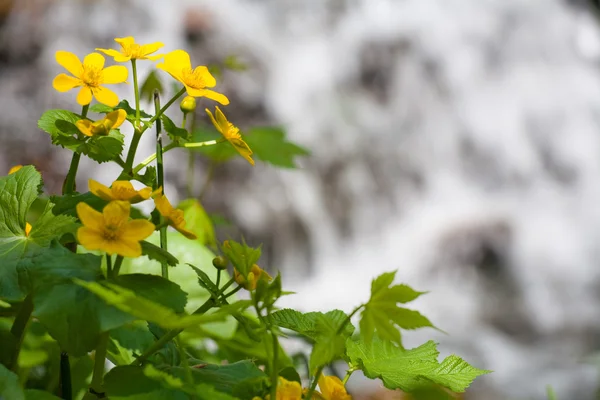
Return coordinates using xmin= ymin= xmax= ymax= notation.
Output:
xmin=244 ymin=127 xmax=309 ymax=168
xmin=114 ymin=274 xmax=188 ymax=313
xmin=360 ymin=271 xmax=433 ymax=345
xmin=50 ymin=191 xmax=147 ymax=221
xmin=90 ymin=100 xmax=152 ymax=120
xmin=177 ymin=199 xmax=216 ymax=246
xmin=162 ymin=115 xmax=189 ymax=141
xmin=221 ymin=239 xmax=261 ymax=278
xmin=24 ymin=390 xmax=62 ymax=400
xmin=79 ymin=129 xmax=125 ymax=163
xmin=0 ymin=167 xmax=76 ymax=301
xmin=0 ymin=364 xmax=24 ymax=400
xmin=347 ymin=337 xmax=490 ymax=393
xmin=141 ymin=241 xmax=179 ymax=267
xmin=76 ymin=280 xmax=231 ymax=330
xmin=105 ymin=365 xmax=187 ymax=400
xmin=146 ymin=365 xmax=240 ymax=400
xmin=136 ymin=166 xmax=157 ymax=188
xmin=26 ymin=243 xmax=133 ymax=355
xmin=37 ymin=109 xmax=84 ymax=151
xmin=269 ymin=308 xmax=355 ymax=341
xmin=108 ymin=321 xmax=156 ymax=365
xmin=140 ymin=70 xmax=164 ymax=103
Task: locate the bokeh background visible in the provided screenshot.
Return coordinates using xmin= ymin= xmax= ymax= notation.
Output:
xmin=3 ymin=0 xmax=600 ymax=399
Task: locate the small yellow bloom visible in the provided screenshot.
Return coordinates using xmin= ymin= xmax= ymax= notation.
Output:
xmin=96 ymin=36 xmax=164 ymax=62
xmin=25 ymin=222 xmax=32 ymax=237
xmin=89 ymin=179 xmax=152 ymax=204
xmin=76 ymin=109 xmax=127 ymax=137
xmin=156 ymin=50 xmax=229 ymax=105
xmin=8 ymin=165 xmax=23 ymax=174
xmin=205 ymin=106 xmax=254 ymax=165
xmin=234 ymin=264 xmax=272 ymax=291
xmin=52 ymin=51 xmax=128 ymax=107
xmin=318 ymin=376 xmax=351 ymax=400
xmin=154 ymin=194 xmax=197 ymax=240
xmin=267 ymin=377 xmax=303 ymax=400
xmin=76 ymin=201 xmax=154 ymax=257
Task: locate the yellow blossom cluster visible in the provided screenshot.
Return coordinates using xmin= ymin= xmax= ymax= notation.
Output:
xmin=254 ymin=376 xmax=352 ymax=400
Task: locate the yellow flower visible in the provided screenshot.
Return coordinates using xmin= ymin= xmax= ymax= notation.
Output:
xmin=8 ymin=165 xmax=23 ymax=174
xmin=154 ymin=194 xmax=197 ymax=240
xmin=52 ymin=51 xmax=128 ymax=107
xmin=76 ymin=109 xmax=127 ymax=137
xmin=234 ymin=263 xmax=272 ymax=291
xmin=156 ymin=50 xmax=229 ymax=105
xmin=25 ymin=222 xmax=32 ymax=237
xmin=96 ymin=36 xmax=164 ymax=62
xmin=76 ymin=201 xmax=155 ymax=257
xmin=205 ymin=106 xmax=254 ymax=165
xmin=267 ymin=377 xmax=303 ymax=400
xmin=89 ymin=179 xmax=152 ymax=204
xmin=318 ymin=376 xmax=351 ymax=400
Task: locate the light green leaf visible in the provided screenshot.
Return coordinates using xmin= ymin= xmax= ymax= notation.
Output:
xmin=360 ymin=271 xmax=433 ymax=346
xmin=141 ymin=241 xmax=179 ymax=267
xmin=177 ymin=199 xmax=216 ymax=246
xmin=221 ymin=239 xmax=261 ymax=278
xmin=347 ymin=337 xmax=490 ymax=393
xmin=244 ymin=127 xmax=309 ymax=168
xmin=269 ymin=308 xmax=355 ymax=341
xmin=0 ymin=364 xmax=24 ymax=400
xmin=37 ymin=109 xmax=84 ymax=151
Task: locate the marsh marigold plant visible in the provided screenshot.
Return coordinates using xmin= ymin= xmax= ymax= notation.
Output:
xmin=0 ymin=35 xmax=489 ymax=400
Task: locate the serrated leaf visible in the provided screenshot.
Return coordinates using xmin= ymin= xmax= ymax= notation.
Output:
xmin=178 ymin=199 xmax=216 ymax=246
xmin=79 ymin=129 xmax=125 ymax=163
xmin=269 ymin=308 xmax=354 ymax=341
xmin=360 ymin=271 xmax=433 ymax=345
xmin=140 ymin=70 xmax=164 ymax=103
xmin=76 ymin=280 xmax=231 ymax=330
xmin=347 ymin=337 xmax=490 ymax=393
xmin=0 ymin=167 xmax=77 ymax=301
xmin=221 ymin=239 xmax=261 ymax=277
xmin=162 ymin=114 xmax=189 ymax=141
xmin=244 ymin=127 xmax=309 ymax=168
xmin=37 ymin=109 xmax=85 ymax=151
xmin=141 ymin=241 xmax=179 ymax=267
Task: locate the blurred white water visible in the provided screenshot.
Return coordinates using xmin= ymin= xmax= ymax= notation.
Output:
xmin=3 ymin=0 xmax=600 ymax=398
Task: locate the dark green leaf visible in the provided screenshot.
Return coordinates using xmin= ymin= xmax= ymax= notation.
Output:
xmin=135 ymin=166 xmax=157 ymax=188
xmin=80 ymin=129 xmax=125 ymax=163
xmin=115 ymin=274 xmax=187 ymax=312
xmin=37 ymin=109 xmax=84 ymax=151
xmin=162 ymin=115 xmax=189 ymax=141
xmin=0 ymin=364 xmax=24 ymax=400
xmin=244 ymin=127 xmax=309 ymax=168
xmin=90 ymin=100 xmax=152 ymax=119
xmin=24 ymin=390 xmax=62 ymax=399
xmin=141 ymin=241 xmax=179 ymax=267
xmin=104 ymin=365 xmax=186 ymax=400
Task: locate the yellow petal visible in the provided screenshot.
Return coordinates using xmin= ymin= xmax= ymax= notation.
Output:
xmin=55 ymin=51 xmax=83 ymax=77
xmin=230 ymin=138 xmax=255 ymax=165
xmin=122 ymin=219 xmax=155 ymax=241
xmin=104 ymin=238 xmax=142 ymax=257
xmin=83 ymin=52 xmax=105 ymax=70
xmin=145 ymin=54 xmax=164 ymax=61
xmin=186 ymin=88 xmax=229 ymax=105
xmin=204 ymin=108 xmax=222 ymax=134
xmin=214 ymin=106 xmax=230 ymax=132
xmin=53 ymin=73 xmax=81 ymax=92
xmin=76 ymin=119 xmax=94 ymax=137
xmin=174 ymin=225 xmax=197 ymax=240
xmin=89 ymin=179 xmax=114 ymax=201
xmin=25 ymin=222 xmax=32 ymax=237
xmin=106 ymin=109 xmax=127 ymax=130
xmin=8 ymin=165 xmax=23 ymax=174
xmin=93 ymin=86 xmax=119 ymax=107
xmin=137 ymin=187 xmax=153 ymax=200
xmin=154 ymin=195 xmax=174 ymax=217
xmin=77 ymin=227 xmax=107 ymax=251
xmin=140 ymin=42 xmax=164 ymax=56
xmin=102 ymin=65 xmax=128 ymax=84
xmin=114 ymin=36 xmax=135 ymax=48
xmin=95 ymin=48 xmax=123 ymax=59
xmin=193 ymin=66 xmax=216 ymax=87
xmin=114 ymin=54 xmax=132 ymax=62
xmin=156 ymin=49 xmax=191 ymax=82
xmin=103 ymin=201 xmax=130 ymax=226
xmin=76 ymin=87 xmax=93 ymax=105
xmin=110 ymin=181 xmax=137 ymax=201
xmin=76 ymin=202 xmax=105 ymax=231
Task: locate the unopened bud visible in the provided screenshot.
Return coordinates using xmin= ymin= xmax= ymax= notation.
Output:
xmin=180 ymin=96 xmax=197 ymax=114
xmin=212 ymin=256 xmax=228 ymax=270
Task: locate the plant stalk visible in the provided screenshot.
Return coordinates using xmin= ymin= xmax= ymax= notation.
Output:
xmin=60 ymin=352 xmax=72 ymax=400
xmin=88 ymin=332 xmax=109 ymax=397
xmin=154 ymin=91 xmax=169 ymax=280
xmin=62 ymin=104 xmax=89 ymax=194
xmin=9 ymin=294 xmax=33 ymax=372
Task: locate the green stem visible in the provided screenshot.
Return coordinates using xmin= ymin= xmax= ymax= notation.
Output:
xmin=60 ymin=352 xmax=72 ymax=400
xmin=269 ymin=332 xmax=279 ymax=400
xmin=132 ymin=142 xmax=177 ymax=175
xmin=305 ymin=365 xmax=324 ymax=400
xmin=341 ymin=368 xmax=356 ymax=386
xmin=124 ymin=130 xmax=143 ymax=173
xmin=336 ymin=304 xmax=364 ymax=336
xmin=131 ymin=59 xmax=141 ymax=128
xmin=175 ymin=336 xmax=195 ymax=400
xmin=62 ymin=105 xmax=89 ymax=194
xmin=112 ymin=256 xmax=124 ymax=277
xmin=154 ymin=91 xmax=169 ymax=280
xmin=89 ymin=332 xmax=109 ymax=397
xmin=9 ymin=294 xmax=33 ymax=372
xmin=183 ymin=138 xmax=224 ymax=148
xmin=139 ymin=87 xmax=186 ymax=135
xmin=215 ymin=269 xmax=222 ymax=291
xmin=105 ymin=254 xmax=112 ymax=279
xmin=222 ymin=285 xmax=243 ymax=299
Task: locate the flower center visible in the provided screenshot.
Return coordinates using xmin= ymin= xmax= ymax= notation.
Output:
xmin=113 ymin=186 xmax=136 ymax=200
xmin=225 ymin=123 xmax=241 ymax=140
xmin=81 ymin=65 xmax=103 ymax=88
xmin=181 ymin=67 xmax=206 ymax=89
xmin=103 ymin=224 xmax=121 ymax=240
xmin=122 ymin=43 xmax=143 ymax=59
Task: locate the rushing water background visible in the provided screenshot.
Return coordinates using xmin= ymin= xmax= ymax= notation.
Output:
xmin=2 ymin=0 xmax=600 ymax=398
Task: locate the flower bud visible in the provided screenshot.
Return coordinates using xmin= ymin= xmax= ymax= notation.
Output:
xmin=212 ymin=255 xmax=228 ymax=270
xmin=8 ymin=165 xmax=23 ymax=174
xmin=180 ymin=96 xmax=197 ymax=114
